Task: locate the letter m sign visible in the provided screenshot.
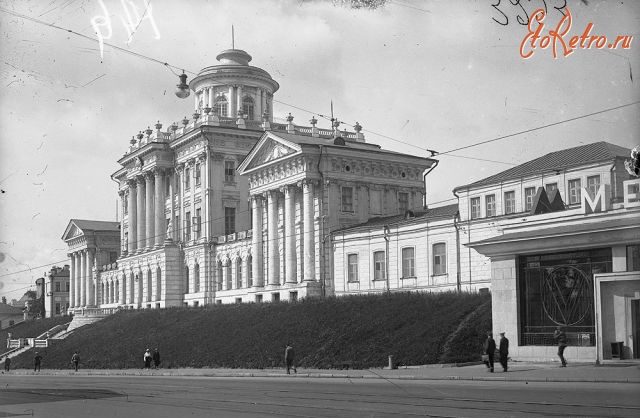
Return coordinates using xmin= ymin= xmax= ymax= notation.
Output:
xmin=581 ymin=184 xmax=610 ymax=214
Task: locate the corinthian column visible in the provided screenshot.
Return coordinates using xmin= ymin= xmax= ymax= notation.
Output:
xmin=303 ymin=180 xmax=316 ymax=281
xmin=68 ymin=253 xmax=75 ymax=309
xmin=87 ymin=249 xmax=94 ymax=306
xmin=251 ymin=195 xmax=264 ymax=287
xmin=127 ymin=180 xmax=137 ymax=253
xmin=266 ymin=190 xmax=279 ymax=286
xmin=136 ymin=176 xmax=146 ymax=253
xmin=154 ymin=168 xmax=165 ymax=247
xmin=144 ymin=171 xmax=155 ymax=250
xmin=80 ymin=250 xmax=87 ymax=306
xmin=284 ymin=186 xmax=297 ymax=284
xmin=75 ymin=251 xmax=82 ymax=306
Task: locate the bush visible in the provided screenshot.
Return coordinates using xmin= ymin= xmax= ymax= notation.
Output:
xmin=9 ymin=292 xmax=491 ymax=370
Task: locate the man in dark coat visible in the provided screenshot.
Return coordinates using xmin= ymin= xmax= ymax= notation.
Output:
xmin=3 ymin=356 xmax=10 ymax=372
xmin=499 ymin=332 xmax=509 ymax=372
xmin=484 ymin=333 xmax=496 ymax=372
xmin=553 ymin=326 xmax=567 ymax=367
xmin=71 ymin=351 xmax=80 ymax=372
xmin=34 ymin=352 xmax=42 ymax=372
xmin=152 ymin=348 xmax=161 ymax=369
xmin=284 ymin=343 xmax=297 ymax=374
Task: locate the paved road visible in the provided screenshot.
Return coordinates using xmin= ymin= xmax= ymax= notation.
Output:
xmin=1 ymin=374 xmax=639 ymax=417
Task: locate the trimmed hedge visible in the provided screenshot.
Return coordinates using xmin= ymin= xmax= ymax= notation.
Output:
xmin=9 ymin=292 xmax=491 ymax=370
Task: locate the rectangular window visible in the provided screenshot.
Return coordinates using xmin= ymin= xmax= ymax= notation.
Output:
xmin=272 ymin=293 xmax=280 ymax=302
xmin=55 ymin=282 xmax=61 ymax=292
xmin=627 ymin=245 xmax=640 ymax=271
xmin=184 ymin=211 xmax=191 ymax=241
xmin=184 ymin=167 xmax=191 ymax=190
xmin=587 ymin=175 xmax=600 ymax=198
xmin=347 ymin=254 xmax=359 ymax=282
xmin=485 ymin=194 xmax=496 ymax=217
xmin=568 ymin=178 xmax=581 ymax=204
xmin=195 ymin=208 xmax=202 ymax=239
xmin=248 ymin=258 xmax=253 ymax=287
xmin=225 ymin=207 xmax=236 ymax=235
xmin=402 ymin=247 xmax=415 ymax=278
xmin=226 ymin=264 xmax=232 ymax=289
xmin=55 ymin=303 xmax=61 ymax=315
xmin=433 ymin=243 xmax=447 ymax=275
xmin=545 ymin=183 xmax=558 ymax=193
xmin=236 ymin=259 xmax=243 ymax=289
xmin=370 ymin=190 xmax=382 ymax=214
xmin=470 ymin=197 xmax=481 ymax=219
xmin=373 ymin=251 xmax=386 ymax=281
xmin=235 ymin=297 xmax=242 ymax=304
xmin=255 ymin=294 xmax=263 ymax=303
xmin=525 ymin=187 xmax=536 ymax=211
xmin=224 ymin=160 xmax=235 ymax=183
xmin=398 ymin=192 xmax=409 ymax=214
xmin=504 ymin=191 xmax=516 ymax=214
xmin=195 ymin=163 xmax=201 ymax=186
xmin=289 ymin=291 xmax=298 ymax=302
xmin=341 ymin=186 xmax=354 ymax=212
xmin=66 ymin=282 xmax=70 ymax=292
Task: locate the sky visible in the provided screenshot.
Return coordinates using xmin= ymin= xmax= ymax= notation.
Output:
xmin=0 ymin=0 xmax=638 ymax=301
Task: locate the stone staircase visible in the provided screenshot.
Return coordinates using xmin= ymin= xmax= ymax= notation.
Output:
xmin=65 ymin=310 xmax=109 ymax=333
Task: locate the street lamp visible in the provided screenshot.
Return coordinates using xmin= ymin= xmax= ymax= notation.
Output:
xmin=175 ymin=72 xmax=190 ymax=99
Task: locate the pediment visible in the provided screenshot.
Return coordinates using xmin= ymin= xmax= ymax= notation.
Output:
xmin=61 ymin=221 xmax=85 ymax=241
xmin=239 ymin=134 xmax=301 ymax=173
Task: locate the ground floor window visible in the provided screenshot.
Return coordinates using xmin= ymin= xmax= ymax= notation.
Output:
xmin=518 ymin=247 xmax=611 ymax=346
xmin=627 ymin=245 xmax=640 ymax=271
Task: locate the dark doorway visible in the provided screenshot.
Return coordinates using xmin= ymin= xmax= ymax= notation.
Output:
xmin=632 ymin=299 xmax=640 ymax=359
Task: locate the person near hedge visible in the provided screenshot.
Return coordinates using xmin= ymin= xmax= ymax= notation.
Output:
xmin=152 ymin=348 xmax=161 ymax=369
xmin=499 ymin=332 xmax=509 ymax=372
xmin=34 ymin=352 xmax=42 ymax=372
xmin=71 ymin=351 xmax=80 ymax=372
xmin=484 ymin=332 xmax=496 ymax=373
xmin=143 ymin=348 xmax=152 ymax=369
xmin=553 ymin=326 xmax=567 ymax=367
xmin=284 ymin=343 xmax=297 ymax=374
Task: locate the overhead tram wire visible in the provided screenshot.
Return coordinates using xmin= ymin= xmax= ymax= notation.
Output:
xmin=0 ymin=6 xmax=518 ymax=167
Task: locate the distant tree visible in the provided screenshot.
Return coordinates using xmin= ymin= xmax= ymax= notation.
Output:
xmin=24 ymin=290 xmax=44 ymax=318
xmin=1 ymin=296 xmax=6 ymax=304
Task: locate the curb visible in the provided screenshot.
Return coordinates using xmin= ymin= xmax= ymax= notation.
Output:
xmin=2 ymin=370 xmax=639 ymax=384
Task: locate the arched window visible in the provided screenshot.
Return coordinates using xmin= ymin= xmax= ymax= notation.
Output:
xmin=122 ymin=274 xmax=127 ymax=304
xmin=156 ymin=267 xmax=162 ymax=301
xmin=146 ymin=269 xmax=152 ymax=302
xmin=110 ymin=281 xmax=115 ymax=303
xmin=214 ymin=95 xmax=228 ymax=117
xmin=225 ymin=260 xmax=232 ymax=290
xmin=184 ymin=265 xmax=190 ymax=294
xmin=129 ymin=273 xmax=135 ymax=304
xmin=101 ymin=283 xmax=105 ymax=304
xmin=247 ymin=255 xmax=253 ymax=287
xmin=194 ymin=263 xmax=200 ymax=293
xmin=217 ymin=261 xmax=223 ymax=291
xmin=104 ymin=282 xmax=108 ymax=304
xmin=115 ymin=279 xmax=119 ymax=303
xmin=236 ymin=258 xmax=243 ymax=289
xmin=242 ymin=96 xmax=254 ymax=120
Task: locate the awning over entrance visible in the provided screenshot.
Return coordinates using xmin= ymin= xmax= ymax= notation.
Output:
xmin=468 ymin=216 xmax=639 ymax=258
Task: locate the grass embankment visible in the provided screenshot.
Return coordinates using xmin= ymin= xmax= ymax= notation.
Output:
xmin=1 ymin=316 xmax=70 ymax=346
xmin=9 ymin=292 xmax=491 ymax=370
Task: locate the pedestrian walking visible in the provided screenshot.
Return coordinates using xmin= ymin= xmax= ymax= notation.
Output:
xmin=553 ymin=326 xmax=567 ymax=367
xmin=484 ymin=332 xmax=496 ymax=373
xmin=34 ymin=352 xmax=42 ymax=372
xmin=284 ymin=343 xmax=297 ymax=374
xmin=152 ymin=348 xmax=161 ymax=369
xmin=71 ymin=351 xmax=80 ymax=372
xmin=143 ymin=348 xmax=152 ymax=369
xmin=499 ymin=332 xmax=509 ymax=372
xmin=3 ymin=356 xmax=10 ymax=372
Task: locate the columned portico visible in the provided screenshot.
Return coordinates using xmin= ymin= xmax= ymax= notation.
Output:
xmin=136 ymin=176 xmax=146 ymax=253
xmin=68 ymin=253 xmax=75 ymax=308
xmin=284 ymin=185 xmax=297 ymax=284
xmin=251 ymin=195 xmax=264 ymax=287
xmin=266 ymin=190 xmax=279 ymax=286
xmin=154 ymin=168 xmax=165 ymax=247
xmin=127 ymin=179 xmax=137 ymax=253
xmin=302 ymin=180 xmax=315 ymax=282
xmin=145 ymin=171 xmax=155 ymax=250
xmin=87 ymin=248 xmax=94 ymax=306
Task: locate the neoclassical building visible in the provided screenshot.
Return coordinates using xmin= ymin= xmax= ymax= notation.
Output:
xmin=90 ymin=47 xmax=433 ymax=309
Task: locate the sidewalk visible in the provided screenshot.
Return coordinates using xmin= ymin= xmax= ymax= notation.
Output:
xmin=4 ymin=361 xmax=640 ymax=383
